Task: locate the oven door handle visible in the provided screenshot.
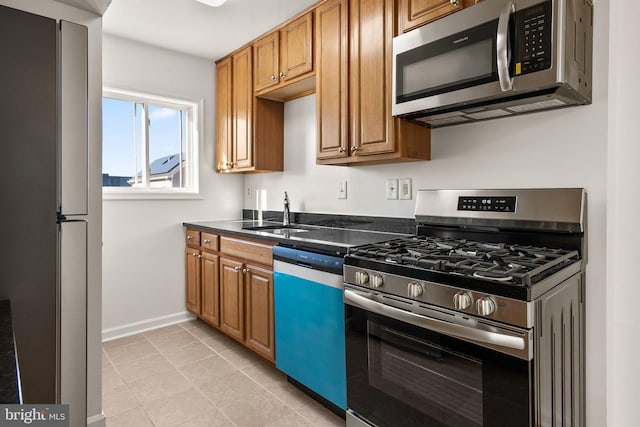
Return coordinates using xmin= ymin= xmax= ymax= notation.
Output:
xmin=344 ymin=289 xmax=527 ymax=353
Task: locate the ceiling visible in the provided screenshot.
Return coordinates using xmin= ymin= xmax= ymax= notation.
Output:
xmin=55 ymin=0 xmax=112 ymax=15
xmin=102 ymin=0 xmax=319 ymax=60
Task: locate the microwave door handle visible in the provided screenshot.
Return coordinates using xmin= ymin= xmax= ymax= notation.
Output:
xmin=497 ymin=0 xmax=515 ymax=91
xmin=345 ymin=289 xmax=526 ymax=352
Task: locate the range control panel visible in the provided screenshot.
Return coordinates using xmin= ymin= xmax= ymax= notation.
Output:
xmin=457 ymin=196 xmax=517 ymax=212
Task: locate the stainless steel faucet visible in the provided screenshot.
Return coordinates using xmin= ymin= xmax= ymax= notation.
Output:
xmin=283 ymin=192 xmax=290 ymax=226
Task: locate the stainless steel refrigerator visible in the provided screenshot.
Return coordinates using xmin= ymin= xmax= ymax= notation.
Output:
xmin=0 ymin=4 xmax=88 ymax=425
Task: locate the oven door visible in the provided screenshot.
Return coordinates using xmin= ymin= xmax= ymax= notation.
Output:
xmin=344 ymin=286 xmax=533 ymax=427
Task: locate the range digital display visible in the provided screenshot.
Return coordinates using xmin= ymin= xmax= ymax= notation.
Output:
xmin=457 ymin=196 xmax=517 ymax=212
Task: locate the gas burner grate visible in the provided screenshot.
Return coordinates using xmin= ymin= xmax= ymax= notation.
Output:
xmin=348 ymin=237 xmax=580 ymax=286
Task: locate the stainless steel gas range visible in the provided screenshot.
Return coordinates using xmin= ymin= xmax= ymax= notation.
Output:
xmin=344 ymin=189 xmax=586 ymax=427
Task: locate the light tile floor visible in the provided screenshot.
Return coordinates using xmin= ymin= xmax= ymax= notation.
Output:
xmin=102 ymin=320 xmax=345 ymax=427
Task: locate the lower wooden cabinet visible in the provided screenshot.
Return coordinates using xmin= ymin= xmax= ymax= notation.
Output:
xmin=200 ymin=252 xmax=220 ymax=327
xmin=219 ymin=257 xmax=245 ymax=341
xmin=185 ymin=228 xmax=275 ymax=363
xmin=244 ymin=265 xmax=274 ymax=361
xmin=185 ymin=247 xmax=201 ymax=315
xmin=219 ymin=257 xmax=275 ymax=362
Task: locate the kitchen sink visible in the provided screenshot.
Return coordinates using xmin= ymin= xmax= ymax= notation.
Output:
xmin=243 ymin=224 xmax=311 ymax=234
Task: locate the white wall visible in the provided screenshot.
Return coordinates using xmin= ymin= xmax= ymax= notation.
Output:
xmin=102 ymin=35 xmax=243 ymax=338
xmin=244 ymin=1 xmax=609 ymax=425
xmin=606 ymin=1 xmax=640 ymax=426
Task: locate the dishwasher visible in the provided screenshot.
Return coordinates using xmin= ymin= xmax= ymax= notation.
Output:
xmin=273 ymin=245 xmax=346 ymax=412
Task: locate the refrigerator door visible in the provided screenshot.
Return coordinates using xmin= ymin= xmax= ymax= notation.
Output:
xmin=59 ymin=20 xmax=88 ymax=216
xmin=0 ymin=4 xmax=58 ymax=403
xmin=59 ymin=220 xmax=87 ymax=426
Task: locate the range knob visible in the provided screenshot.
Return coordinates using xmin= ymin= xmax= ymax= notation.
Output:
xmin=355 ymin=271 xmax=369 ymax=285
xmin=370 ymin=274 xmax=384 ymax=288
xmin=407 ymin=282 xmax=424 ymax=298
xmin=476 ymin=296 xmax=497 ymax=316
xmin=453 ymin=292 xmax=473 ymax=310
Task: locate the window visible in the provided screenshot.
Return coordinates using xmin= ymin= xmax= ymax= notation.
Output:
xmin=102 ymin=89 xmax=200 ymax=197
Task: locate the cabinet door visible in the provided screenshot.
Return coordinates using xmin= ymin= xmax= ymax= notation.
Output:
xmin=185 ymin=247 xmax=201 ymax=315
xmin=350 ymin=0 xmax=395 ymax=156
xmin=232 ymin=46 xmax=253 ymax=170
xmin=397 ymin=0 xmax=463 ymax=34
xmin=280 ymin=12 xmax=313 ymax=82
xmin=215 ymin=57 xmax=233 ymax=171
xmin=200 ymin=252 xmax=219 ymax=327
xmin=244 ymin=265 xmax=275 ymax=362
xmin=316 ymin=0 xmax=349 ymax=160
xmin=219 ymin=257 xmax=244 ymax=342
xmin=254 ymin=32 xmax=279 ymax=92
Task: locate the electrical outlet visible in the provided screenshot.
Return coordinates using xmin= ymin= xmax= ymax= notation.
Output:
xmin=246 ymin=185 xmax=252 ymax=200
xmin=399 ymin=178 xmax=412 ymax=200
xmin=386 ymin=179 xmax=398 ymax=200
xmin=338 ymin=180 xmax=348 ymax=199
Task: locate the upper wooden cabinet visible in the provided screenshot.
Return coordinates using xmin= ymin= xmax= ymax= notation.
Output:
xmin=316 ymin=0 xmax=431 ymax=165
xmin=254 ymin=12 xmax=314 ymax=101
xmin=397 ymin=0 xmax=483 ymax=34
xmin=316 ymin=0 xmax=349 ymax=160
xmin=232 ymin=46 xmax=254 ymax=171
xmin=215 ymin=47 xmax=284 ymax=173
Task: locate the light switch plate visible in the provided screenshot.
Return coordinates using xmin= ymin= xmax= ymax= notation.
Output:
xmin=338 ymin=180 xmax=347 ymax=199
xmin=386 ymin=179 xmax=398 ymax=200
xmin=399 ymin=178 xmax=412 ymax=200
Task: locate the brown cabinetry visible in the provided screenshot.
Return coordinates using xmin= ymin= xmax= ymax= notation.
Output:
xmin=185 ymin=247 xmax=201 ymax=315
xmin=254 ymin=12 xmax=314 ymax=100
xmin=185 ymin=231 xmax=220 ymax=322
xmin=200 ymin=252 xmax=219 ymax=326
xmin=219 ymin=257 xmax=244 ymax=341
xmin=215 ymin=48 xmax=284 ymax=174
xmin=316 ymin=0 xmax=349 ymax=159
xmin=184 ymin=228 xmax=275 ymax=362
xmin=397 ymin=0 xmax=482 ymax=34
xmin=316 ymin=0 xmax=431 ymax=165
xmin=244 ymin=265 xmax=274 ymax=360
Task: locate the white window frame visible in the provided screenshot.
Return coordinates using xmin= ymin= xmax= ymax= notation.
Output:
xmin=102 ymin=88 xmax=202 ymax=200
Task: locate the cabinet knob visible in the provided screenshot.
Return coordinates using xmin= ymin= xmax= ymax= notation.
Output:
xmin=234 ymin=265 xmax=242 ymax=271
xmin=187 ymin=235 xmax=193 ymax=240
xmin=192 ymin=252 xmax=198 ymax=257
xmin=450 ymin=0 xmax=459 ymax=5
xmin=338 ymin=147 xmax=345 ymax=153
xmin=242 ymin=268 xmax=250 ymax=274
xmin=203 ymin=239 xmax=210 ymax=244
xmin=271 ymin=75 xmax=277 ymax=81
xmin=351 ymin=146 xmax=359 ymax=153
xmin=198 ymin=254 xmax=203 ymax=259
xmin=279 ymin=71 xmax=286 ymax=78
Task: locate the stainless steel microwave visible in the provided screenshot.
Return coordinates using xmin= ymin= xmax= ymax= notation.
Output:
xmin=392 ymin=0 xmax=593 ymax=128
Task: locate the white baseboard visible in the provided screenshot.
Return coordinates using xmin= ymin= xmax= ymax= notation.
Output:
xmin=87 ymin=413 xmax=106 ymax=427
xmin=102 ymin=311 xmax=196 ymax=342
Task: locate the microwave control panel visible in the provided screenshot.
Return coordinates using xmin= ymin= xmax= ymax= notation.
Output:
xmin=514 ymin=1 xmax=552 ymax=76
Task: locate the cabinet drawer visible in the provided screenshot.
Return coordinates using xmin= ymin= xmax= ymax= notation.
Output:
xmin=220 ymin=236 xmax=274 ymax=266
xmin=201 ymin=232 xmax=219 ymax=252
xmin=186 ymin=229 xmax=201 ymax=247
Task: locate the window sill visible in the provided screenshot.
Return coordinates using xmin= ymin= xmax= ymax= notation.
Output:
xmin=102 ymin=189 xmax=203 ymax=201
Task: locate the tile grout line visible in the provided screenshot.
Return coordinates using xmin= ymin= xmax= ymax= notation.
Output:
xmin=103 ymin=321 xmax=340 ymax=426
xmin=146 ymin=322 xmax=244 ymax=427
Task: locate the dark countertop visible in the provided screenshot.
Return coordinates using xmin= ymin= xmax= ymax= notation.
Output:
xmin=0 ymin=300 xmax=21 ymax=404
xmin=183 ymin=219 xmax=409 ymax=256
